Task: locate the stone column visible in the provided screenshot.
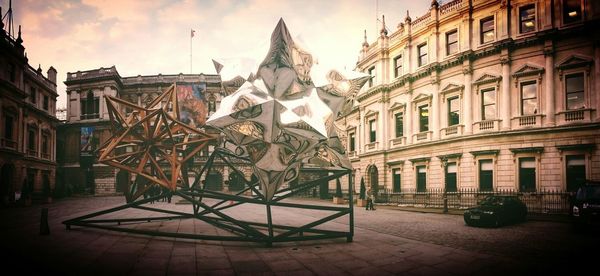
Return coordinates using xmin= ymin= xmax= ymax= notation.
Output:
xmin=501 ymin=58 xmax=511 ymax=130
xmin=431 ymin=79 xmax=440 ymax=140
xmin=406 ymin=93 xmax=413 ymax=145
xmin=381 ymin=95 xmax=388 ymax=150
xmin=463 ymin=66 xmax=473 ymax=134
xmin=544 ymin=46 xmax=555 ymax=126
xmin=359 ymin=108 xmax=365 ymax=154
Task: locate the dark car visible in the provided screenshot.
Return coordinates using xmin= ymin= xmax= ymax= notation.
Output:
xmin=464 ymin=195 xmax=527 ymax=227
xmin=571 ymin=182 xmax=600 ymax=226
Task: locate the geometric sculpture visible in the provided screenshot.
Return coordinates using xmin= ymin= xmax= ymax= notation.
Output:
xmin=63 ymin=19 xmax=369 ymax=246
xmin=207 ymin=19 xmax=370 ymax=201
xmin=98 ymin=85 xmax=216 ymax=201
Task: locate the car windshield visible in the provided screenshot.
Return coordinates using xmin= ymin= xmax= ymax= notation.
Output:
xmin=480 ymin=196 xmax=505 ymax=206
xmin=576 ymin=186 xmax=600 ymax=200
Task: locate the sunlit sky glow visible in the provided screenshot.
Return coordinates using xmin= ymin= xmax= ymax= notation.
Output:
xmin=1 ymin=0 xmax=430 ymax=108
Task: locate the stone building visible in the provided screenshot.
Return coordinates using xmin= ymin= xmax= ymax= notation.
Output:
xmin=337 ymin=0 xmax=600 ymax=195
xmin=59 ymin=67 xmax=246 ymax=195
xmin=0 ymin=18 xmax=59 ymax=205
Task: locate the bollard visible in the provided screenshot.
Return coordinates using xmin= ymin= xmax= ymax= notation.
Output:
xmin=40 ymin=207 xmax=50 ymax=235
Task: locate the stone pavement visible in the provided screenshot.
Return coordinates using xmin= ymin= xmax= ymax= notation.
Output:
xmin=0 ymin=196 xmax=591 ymax=275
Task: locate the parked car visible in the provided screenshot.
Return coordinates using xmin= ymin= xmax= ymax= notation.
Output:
xmin=571 ymin=181 xmax=600 ymax=227
xmin=464 ymin=195 xmax=527 ymax=227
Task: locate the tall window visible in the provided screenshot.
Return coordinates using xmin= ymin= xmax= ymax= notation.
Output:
xmin=419 ymin=106 xmax=429 ymax=132
xmin=30 ymin=87 xmax=37 ymax=103
xmin=395 ymin=113 xmax=404 ymax=137
xmin=43 ymin=95 xmax=49 ymax=111
xmin=519 ymin=157 xmax=536 ymax=192
xmin=480 ymin=17 xmax=494 ymax=44
xmin=418 ymin=43 xmax=428 ymax=66
xmin=479 ymin=159 xmax=493 ymax=191
xmin=416 ymin=166 xmax=427 ymax=192
xmin=520 ymin=4 xmax=536 ymax=33
xmin=4 ymin=114 xmax=14 ymax=141
xmin=445 ymin=162 xmax=457 ymax=192
xmin=563 ymin=0 xmax=582 ymax=24
xmin=368 ymin=66 xmax=375 ymax=87
xmin=27 ymin=128 xmax=36 ymax=152
xmin=392 ymin=169 xmax=401 ymax=193
xmin=520 ymin=81 xmax=538 ymax=115
xmin=349 ymin=133 xmax=355 ymax=152
xmin=566 ymin=73 xmax=584 ymax=110
xmin=8 ymin=63 xmax=16 ymax=82
xmin=566 ymin=155 xmax=586 ymax=192
xmin=446 ymin=30 xmax=458 ymax=56
xmin=80 ymin=91 xmax=100 ymax=120
xmin=369 ymin=119 xmax=376 ymax=143
xmin=448 ymin=97 xmax=460 ymax=126
xmin=393 ymin=55 xmax=403 ymax=78
xmin=42 ymin=133 xmax=49 ymax=158
xmin=481 ymin=88 xmax=496 ymax=120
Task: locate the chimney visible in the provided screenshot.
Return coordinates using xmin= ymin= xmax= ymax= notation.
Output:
xmin=47 ymin=66 xmax=57 ymax=84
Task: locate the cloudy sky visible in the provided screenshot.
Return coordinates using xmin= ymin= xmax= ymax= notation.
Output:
xmin=2 ymin=0 xmax=431 ymax=108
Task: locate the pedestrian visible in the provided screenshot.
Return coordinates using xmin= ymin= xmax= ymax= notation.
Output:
xmin=366 ymin=188 xmax=376 ymax=210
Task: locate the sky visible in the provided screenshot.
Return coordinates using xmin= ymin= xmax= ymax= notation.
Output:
xmin=1 ymin=0 xmax=431 ymax=108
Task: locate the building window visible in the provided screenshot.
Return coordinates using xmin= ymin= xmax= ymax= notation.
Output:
xmin=566 ymin=155 xmax=585 ymax=192
xmin=520 ymin=4 xmax=536 ymax=33
xmin=368 ymin=66 xmax=375 ymax=87
xmin=448 ymin=97 xmax=460 ymax=126
xmin=416 ymin=166 xmax=427 ymax=192
xmin=520 ymin=81 xmax=538 ymax=115
xmin=395 ymin=113 xmax=404 ymax=138
xmin=42 ymin=133 xmax=49 ymax=159
xmin=43 ymin=95 xmax=49 ymax=111
xmin=480 ymin=17 xmax=494 ymax=44
xmin=8 ymin=63 xmax=16 ymax=82
xmin=479 ymin=159 xmax=493 ymax=191
xmin=369 ymin=119 xmax=376 ymax=143
xmin=418 ymin=43 xmax=428 ymax=67
xmin=30 ymin=87 xmax=37 ymax=103
xmin=481 ymin=88 xmax=496 ymax=120
xmin=393 ymin=55 xmax=403 ymax=78
xmin=208 ymin=96 xmax=216 ymax=112
xmin=565 ymin=73 xmax=584 ymax=110
xmin=392 ymin=169 xmax=401 ymax=193
xmin=3 ymin=114 xmax=14 ymax=141
xmin=27 ymin=128 xmax=37 ymax=152
xmin=419 ymin=105 xmax=429 ymax=132
xmin=349 ymin=133 xmax=355 ymax=152
xmin=445 ymin=162 xmax=458 ymax=192
xmin=519 ymin=157 xmax=536 ymax=192
xmin=446 ymin=30 xmax=458 ymax=56
xmin=563 ymin=0 xmax=582 ymax=24
xmin=80 ymin=91 xmax=100 ymax=120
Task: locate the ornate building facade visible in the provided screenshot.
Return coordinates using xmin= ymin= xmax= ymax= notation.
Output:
xmin=337 ymin=0 xmax=600 ymax=196
xmin=0 ymin=19 xmax=59 ymax=205
xmin=59 ymin=67 xmax=245 ymax=195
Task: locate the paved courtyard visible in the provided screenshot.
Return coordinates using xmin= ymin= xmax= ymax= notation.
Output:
xmin=0 ymin=196 xmax=597 ymax=275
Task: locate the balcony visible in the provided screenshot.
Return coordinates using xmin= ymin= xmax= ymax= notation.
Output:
xmin=557 ymin=108 xmax=593 ymax=125
xmin=512 ymin=114 xmax=543 ymax=128
xmin=389 ymin=136 xmax=406 ymax=148
xmin=365 ymin=142 xmax=378 ymax=152
xmin=441 ymin=125 xmax=464 ymax=138
xmin=0 ymin=138 xmax=17 ymax=149
xmin=473 ymin=120 xmax=500 ymax=134
xmin=27 ymin=149 xmax=38 ymax=157
xmin=41 ymin=152 xmax=50 ymax=160
xmin=413 ymin=131 xmax=432 ymax=142
xmin=348 ymin=151 xmax=358 ymax=159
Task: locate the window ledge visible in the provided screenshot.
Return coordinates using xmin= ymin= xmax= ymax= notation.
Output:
xmin=512 ymin=114 xmax=544 ymax=128
xmin=413 ymin=131 xmax=432 ymax=142
xmin=389 ymin=136 xmax=406 ymax=148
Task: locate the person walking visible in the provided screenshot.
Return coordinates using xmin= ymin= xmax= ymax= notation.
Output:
xmin=366 ymin=188 xmax=376 ymax=210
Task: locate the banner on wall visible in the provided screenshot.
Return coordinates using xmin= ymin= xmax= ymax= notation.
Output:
xmin=80 ymin=126 xmax=95 ymax=156
xmin=177 ymin=83 xmax=207 ymax=128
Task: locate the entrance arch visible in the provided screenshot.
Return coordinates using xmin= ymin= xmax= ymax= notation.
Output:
xmin=367 ymin=165 xmax=379 ymax=195
xmin=1 ymin=164 xmax=16 ymax=205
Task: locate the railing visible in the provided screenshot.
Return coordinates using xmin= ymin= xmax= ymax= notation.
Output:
xmin=0 ymin=138 xmax=17 ymax=149
xmin=416 ymin=132 xmax=428 ymax=141
xmin=519 ymin=115 xmax=537 ymax=126
xmin=374 ymin=188 xmax=571 ymax=215
xmin=440 ymin=0 xmax=464 ymax=16
xmin=80 ymin=113 xmax=100 ymax=120
xmin=27 ymin=149 xmax=38 ymax=157
xmin=479 ymin=120 xmax=495 ymax=130
xmin=365 ymin=142 xmax=377 ymax=150
xmin=444 ymin=125 xmax=459 ymax=135
xmin=564 ymin=110 xmax=584 ymax=121
xmin=390 ymin=137 xmax=406 ymax=147
xmin=411 ymin=13 xmax=431 ymax=30
xmin=41 ymin=152 xmax=50 ymax=159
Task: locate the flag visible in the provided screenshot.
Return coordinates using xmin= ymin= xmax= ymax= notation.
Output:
xmin=212 ymin=59 xmax=224 ymax=74
xmin=191 ymin=29 xmax=195 ymax=38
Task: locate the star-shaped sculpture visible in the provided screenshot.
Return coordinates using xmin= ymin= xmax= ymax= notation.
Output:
xmin=207 ymin=19 xmax=369 ymax=200
xmin=98 ymin=84 xmax=216 ymax=200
